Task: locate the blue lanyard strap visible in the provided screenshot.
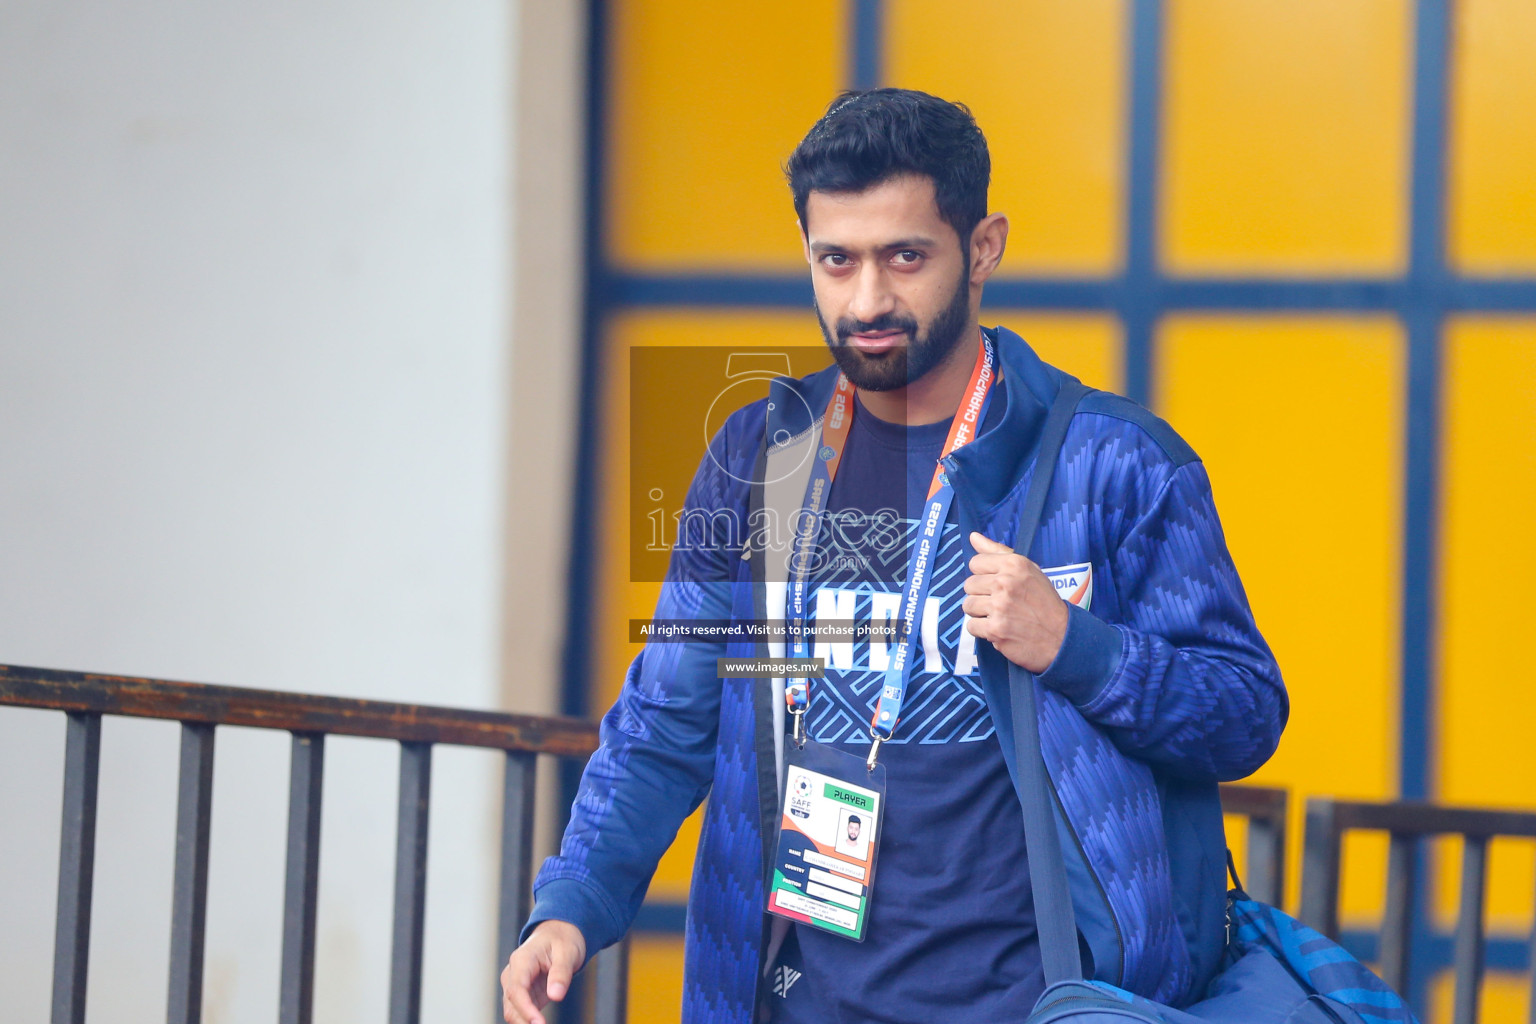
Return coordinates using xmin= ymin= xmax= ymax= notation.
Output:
xmin=785 ymin=332 xmax=997 ymax=767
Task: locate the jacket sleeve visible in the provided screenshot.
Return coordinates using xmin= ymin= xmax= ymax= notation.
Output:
xmin=1037 ymin=457 xmax=1288 ymax=782
xmin=521 ymin=426 xmax=746 ymax=957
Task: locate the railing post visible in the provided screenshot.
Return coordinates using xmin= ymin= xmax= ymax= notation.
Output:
xmin=389 ymin=741 xmax=433 ymax=1024
xmin=167 ymin=722 xmax=217 ymax=1024
xmin=1450 ymin=835 xmax=1487 ymax=1024
xmin=279 ymin=732 xmax=325 ymax=1024
xmin=496 ymin=751 xmax=539 ymax=1021
xmin=52 ymin=711 xmax=101 ymax=1024
xmin=1299 ymin=797 xmax=1341 ymax=937
xmin=1379 ymin=832 xmax=1418 ymax=997
xmin=592 ymin=934 xmax=630 ymax=1024
xmin=1246 ymin=812 xmax=1285 ymax=907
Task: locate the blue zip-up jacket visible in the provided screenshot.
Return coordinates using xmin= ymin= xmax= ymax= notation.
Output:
xmin=527 ymin=327 xmax=1287 ymax=1020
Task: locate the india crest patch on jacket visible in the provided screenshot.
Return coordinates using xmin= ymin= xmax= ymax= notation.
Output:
xmin=1043 ymin=562 xmax=1093 ymax=610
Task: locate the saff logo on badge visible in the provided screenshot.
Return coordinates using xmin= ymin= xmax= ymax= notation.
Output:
xmin=1043 ymin=562 xmax=1093 ymax=610
xmin=789 ymin=773 xmax=812 ymax=818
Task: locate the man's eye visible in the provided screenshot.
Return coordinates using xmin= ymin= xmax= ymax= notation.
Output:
xmin=821 ymin=254 xmax=850 ymax=267
xmin=892 ymin=251 xmax=922 ymax=265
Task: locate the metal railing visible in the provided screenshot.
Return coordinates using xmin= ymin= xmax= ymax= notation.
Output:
xmin=1300 ymin=797 xmax=1536 ymax=1024
xmin=12 ymin=664 xmax=1536 ymax=1024
xmin=0 ymin=663 xmax=615 ymax=1024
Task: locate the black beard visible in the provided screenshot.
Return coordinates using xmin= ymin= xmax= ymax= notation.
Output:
xmin=814 ymin=266 xmax=973 ymax=393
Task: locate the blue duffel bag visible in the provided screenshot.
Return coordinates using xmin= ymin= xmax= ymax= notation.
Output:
xmin=1020 ymin=883 xmax=1420 ymax=1023
xmin=1011 ymin=385 xmax=1420 ymax=1024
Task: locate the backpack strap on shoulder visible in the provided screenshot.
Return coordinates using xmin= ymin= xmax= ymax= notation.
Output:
xmin=1008 ymin=377 xmax=1089 ymax=987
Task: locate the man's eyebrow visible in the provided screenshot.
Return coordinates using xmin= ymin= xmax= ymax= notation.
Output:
xmin=807 ymin=236 xmax=941 ymax=254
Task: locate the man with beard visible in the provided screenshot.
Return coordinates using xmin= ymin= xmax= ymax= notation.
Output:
xmin=503 ymin=89 xmax=1285 ymax=1024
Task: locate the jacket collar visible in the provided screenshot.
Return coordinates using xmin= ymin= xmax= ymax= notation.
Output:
xmin=945 ymin=325 xmax=1059 ymax=517
xmin=765 ymin=324 xmax=1061 ymax=516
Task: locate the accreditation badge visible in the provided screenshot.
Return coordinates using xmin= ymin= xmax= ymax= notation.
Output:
xmin=767 ymin=739 xmax=886 ymax=941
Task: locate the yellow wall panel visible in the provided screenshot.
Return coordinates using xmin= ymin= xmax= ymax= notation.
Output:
xmin=606 ymin=1 xmax=844 ymax=270
xmin=646 ymin=806 xmax=703 ymax=902
xmin=1425 ymin=968 xmax=1530 ymax=1024
xmin=885 ymin=0 xmax=1127 ymax=274
xmin=625 ymin=936 xmax=686 ymax=1024
xmin=1448 ymin=0 xmax=1536 ymax=272
xmin=1162 ymin=0 xmax=1411 ymax=275
xmin=982 ymin=312 xmax=1123 ymax=394
xmin=1157 ymin=316 xmax=1403 ymax=914
xmin=1436 ymin=318 xmax=1536 ymax=930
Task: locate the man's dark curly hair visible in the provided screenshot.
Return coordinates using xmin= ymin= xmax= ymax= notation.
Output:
xmin=785 ymin=88 xmax=991 ymax=247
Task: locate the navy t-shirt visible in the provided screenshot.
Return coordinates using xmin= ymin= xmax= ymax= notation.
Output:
xmin=770 ymin=384 xmax=1044 ymax=1023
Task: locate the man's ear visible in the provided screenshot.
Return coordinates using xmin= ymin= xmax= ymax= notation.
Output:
xmin=968 ymin=212 xmax=1010 ymax=286
xmin=797 ymin=218 xmax=811 ymax=265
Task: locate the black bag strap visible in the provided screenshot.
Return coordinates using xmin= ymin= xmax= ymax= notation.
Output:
xmin=1007 ymin=377 xmax=1090 ymax=986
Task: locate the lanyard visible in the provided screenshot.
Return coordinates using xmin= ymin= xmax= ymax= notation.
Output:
xmin=784 ymin=331 xmax=997 ymax=768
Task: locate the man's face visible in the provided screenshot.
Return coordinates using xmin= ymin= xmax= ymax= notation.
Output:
xmin=847 ymin=819 xmax=861 ymax=842
xmin=803 ymin=174 xmax=974 ymax=392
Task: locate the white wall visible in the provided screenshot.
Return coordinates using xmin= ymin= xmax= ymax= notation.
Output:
xmin=0 ymin=0 xmax=534 ymax=1020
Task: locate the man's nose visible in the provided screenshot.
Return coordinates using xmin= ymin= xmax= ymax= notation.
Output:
xmin=848 ymin=264 xmax=896 ymax=325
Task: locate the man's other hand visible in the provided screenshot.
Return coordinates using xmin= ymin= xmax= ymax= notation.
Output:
xmin=962 ymin=532 xmax=1069 ymax=673
xmin=501 ymin=920 xmax=586 ymax=1024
